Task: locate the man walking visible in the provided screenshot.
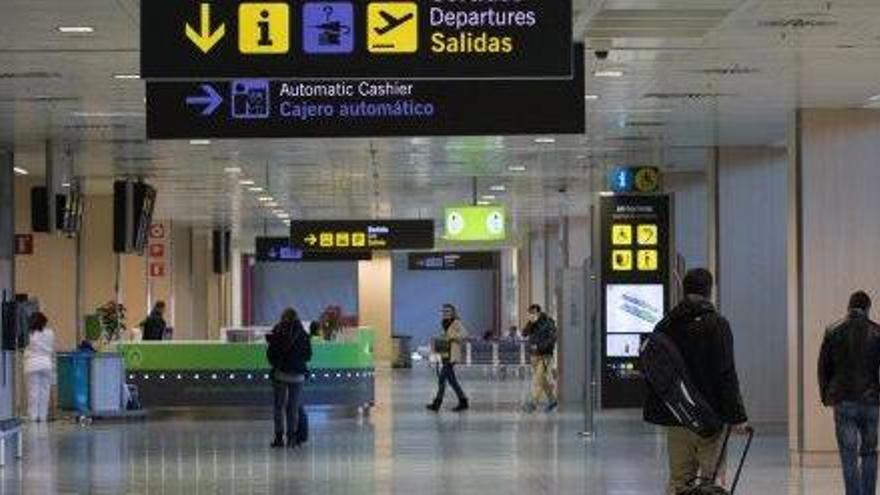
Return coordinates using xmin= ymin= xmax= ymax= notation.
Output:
xmin=522 ymin=304 xmax=558 ymax=413
xmin=819 ymin=291 xmax=880 ymax=495
xmin=643 ymin=268 xmax=749 ymax=494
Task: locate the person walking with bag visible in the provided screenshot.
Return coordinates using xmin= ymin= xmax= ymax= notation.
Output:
xmin=819 ymin=291 xmax=880 ymax=495
xmin=266 ymin=308 xmax=312 ymax=448
xmin=521 ymin=304 xmax=558 ymax=413
xmin=427 ymin=304 xmax=470 ymax=412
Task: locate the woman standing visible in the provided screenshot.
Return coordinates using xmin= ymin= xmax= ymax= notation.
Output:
xmin=24 ymin=312 xmax=55 ymax=422
xmin=266 ymin=308 xmax=312 ymax=448
xmin=427 ymin=304 xmax=470 ymax=412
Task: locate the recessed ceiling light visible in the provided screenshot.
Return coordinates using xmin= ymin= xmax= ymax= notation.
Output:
xmin=534 ymin=137 xmax=556 ymax=144
xmin=594 ymin=70 xmax=624 ymax=78
xmin=585 ymin=94 xmax=599 ymax=101
xmin=13 ymin=167 xmax=28 ymax=175
xmin=113 ymin=74 xmax=140 ymax=80
xmin=265 ymin=202 xmax=279 ymax=208
xmin=870 ymin=94 xmax=880 ymax=102
xmin=224 ymin=167 xmax=242 ymax=174
xmin=481 ymin=194 xmax=497 ymax=201
xmin=489 ymin=185 xmax=506 ymax=192
xmin=239 ymin=179 xmax=255 ymax=186
xmin=258 ymin=196 xmax=273 ymax=202
xmin=61 ymin=182 xmax=71 ymax=188
xmin=476 ymin=200 xmax=492 ymax=206
xmin=248 ymin=186 xmax=264 ymax=192
xmin=272 ymin=209 xmax=285 ymax=215
xmin=189 ymin=139 xmax=211 ymax=145
xmin=508 ymin=165 xmax=527 ymax=172
xmin=57 ymin=26 xmax=94 ymax=34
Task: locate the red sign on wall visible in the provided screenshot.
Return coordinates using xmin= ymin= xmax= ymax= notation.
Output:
xmin=14 ymin=234 xmax=33 ymax=255
xmin=149 ymin=244 xmax=165 ymax=258
xmin=149 ymin=262 xmax=165 ymax=277
xmin=149 ymin=224 xmax=166 ymax=239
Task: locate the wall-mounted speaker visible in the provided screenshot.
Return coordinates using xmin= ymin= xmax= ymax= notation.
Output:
xmin=213 ymin=229 xmax=231 ymax=274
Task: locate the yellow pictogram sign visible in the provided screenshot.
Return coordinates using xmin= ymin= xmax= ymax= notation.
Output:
xmin=185 ymin=3 xmax=226 ymax=54
xmin=634 ymin=167 xmax=660 ymax=193
xmin=612 ymin=250 xmax=633 ymax=271
xmin=336 ymin=232 xmax=350 ymax=248
xmin=352 ymin=232 xmax=366 ymax=247
xmin=367 ymin=2 xmax=418 ymax=54
xmin=637 ymin=224 xmax=658 ymax=246
xmin=612 ymin=224 xmax=632 ymax=246
xmin=637 ymin=250 xmax=659 ymax=271
xmin=239 ymin=3 xmax=290 ymax=54
xmin=319 ymin=232 xmax=334 ymax=247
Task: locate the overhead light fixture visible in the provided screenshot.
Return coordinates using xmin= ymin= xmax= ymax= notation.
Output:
xmin=594 ymin=70 xmax=624 ymax=78
xmin=870 ymin=94 xmax=880 ymax=102
xmin=61 ymin=182 xmax=71 ymax=188
xmin=258 ymin=196 xmax=273 ymax=202
xmin=13 ymin=167 xmax=28 ymax=175
xmin=113 ymin=74 xmax=140 ymax=80
xmin=489 ymin=185 xmax=506 ymax=192
xmin=265 ymin=202 xmax=279 ymax=208
xmin=224 ymin=167 xmax=242 ymax=174
xmin=272 ymin=209 xmax=285 ymax=215
xmin=189 ymin=139 xmax=211 ymax=145
xmin=476 ymin=200 xmax=492 ymax=206
xmin=239 ymin=179 xmax=255 ymax=186
xmin=585 ymin=94 xmax=599 ymax=101
xmin=248 ymin=186 xmax=264 ymax=192
xmin=534 ymin=137 xmax=556 ymax=144
xmin=57 ymin=26 xmax=94 ymax=34
xmin=508 ymin=165 xmax=527 ymax=172
xmin=481 ymin=194 xmax=497 ymax=201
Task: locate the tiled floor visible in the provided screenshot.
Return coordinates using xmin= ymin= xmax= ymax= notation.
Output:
xmin=1 ymin=368 xmax=848 ymax=494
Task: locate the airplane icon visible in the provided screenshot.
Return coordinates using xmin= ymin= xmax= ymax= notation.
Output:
xmin=374 ymin=10 xmax=414 ymax=35
xmin=367 ymin=3 xmax=417 ymax=53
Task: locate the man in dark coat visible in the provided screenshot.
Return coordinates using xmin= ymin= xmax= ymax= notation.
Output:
xmin=643 ymin=268 xmax=749 ymax=494
xmin=522 ymin=304 xmax=558 ymax=413
xmin=141 ymin=301 xmax=167 ymax=341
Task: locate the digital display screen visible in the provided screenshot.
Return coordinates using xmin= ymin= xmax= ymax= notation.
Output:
xmin=606 ymin=284 xmax=664 ymax=334
xmin=443 ymin=206 xmax=506 ymax=242
xmin=607 ymin=334 xmax=643 ymax=358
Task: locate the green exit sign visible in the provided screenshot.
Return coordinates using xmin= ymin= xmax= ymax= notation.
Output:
xmin=444 ymin=206 xmax=506 ymax=241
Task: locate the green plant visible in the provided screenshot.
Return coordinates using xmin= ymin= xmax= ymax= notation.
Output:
xmin=95 ymin=301 xmax=126 ymax=341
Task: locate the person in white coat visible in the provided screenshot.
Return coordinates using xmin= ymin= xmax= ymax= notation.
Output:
xmin=24 ymin=312 xmax=55 ymax=422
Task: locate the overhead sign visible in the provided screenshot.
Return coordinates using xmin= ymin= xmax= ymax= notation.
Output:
xmin=256 ymin=237 xmax=372 ymax=261
xmin=144 ymin=50 xmax=585 ymax=139
xmin=408 ymin=251 xmax=498 ymax=271
xmin=140 ymin=0 xmax=572 ymax=79
xmin=443 ymin=206 xmax=505 ymax=242
xmin=289 ymin=220 xmax=434 ymax=251
xmin=609 ymin=166 xmax=662 ymax=194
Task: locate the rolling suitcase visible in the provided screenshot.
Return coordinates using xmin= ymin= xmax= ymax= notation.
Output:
xmin=681 ymin=427 xmax=755 ymax=495
xmin=641 ymin=332 xmax=724 ymax=438
xmin=295 ymin=406 xmax=308 ymax=445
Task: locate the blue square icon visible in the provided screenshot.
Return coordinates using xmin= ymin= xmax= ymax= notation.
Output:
xmin=231 ymin=79 xmax=271 ymax=120
xmin=303 ymin=3 xmax=354 ymax=54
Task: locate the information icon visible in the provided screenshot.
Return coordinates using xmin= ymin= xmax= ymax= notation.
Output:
xmin=239 ymin=3 xmax=290 ymax=54
xmin=304 ymin=3 xmax=354 ymax=54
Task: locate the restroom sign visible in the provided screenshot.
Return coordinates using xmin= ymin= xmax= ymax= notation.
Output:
xmin=140 ymin=0 xmax=572 ymax=79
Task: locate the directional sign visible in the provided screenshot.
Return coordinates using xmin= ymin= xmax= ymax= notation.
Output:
xmin=408 ymin=251 xmax=498 ymax=271
xmin=140 ymin=0 xmax=572 ymax=79
xmin=256 ymin=237 xmax=371 ymax=261
xmin=186 ymin=84 xmax=223 ymax=116
xmin=290 ymin=220 xmax=434 ymax=251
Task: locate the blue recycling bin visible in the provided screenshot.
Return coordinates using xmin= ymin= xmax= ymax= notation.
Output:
xmin=57 ymin=352 xmax=93 ymax=413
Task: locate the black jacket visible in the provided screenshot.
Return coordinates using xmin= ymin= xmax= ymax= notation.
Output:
xmin=266 ymin=320 xmax=312 ymax=375
xmin=142 ymin=311 xmax=166 ymax=341
xmin=643 ymin=297 xmax=748 ymax=426
xmin=818 ymin=310 xmax=880 ymax=407
xmin=523 ymin=314 xmax=557 ymax=356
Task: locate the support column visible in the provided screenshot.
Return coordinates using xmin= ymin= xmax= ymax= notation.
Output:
xmin=0 ymin=150 xmax=13 ymax=296
xmin=359 ymin=252 xmax=393 ymax=365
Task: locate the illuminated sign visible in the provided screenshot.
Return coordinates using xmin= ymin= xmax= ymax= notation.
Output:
xmin=289 ymin=220 xmax=434 ymax=251
xmin=141 ymin=0 xmax=572 ymax=79
xmin=255 ymin=237 xmax=371 ymax=262
xmin=408 ymin=251 xmax=498 ymax=271
xmin=443 ymin=206 xmax=505 ymax=242
xmin=609 ymin=166 xmax=661 ymax=194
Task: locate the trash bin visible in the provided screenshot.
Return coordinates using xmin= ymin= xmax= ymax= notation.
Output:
xmin=391 ymin=335 xmax=413 ymax=369
xmin=57 ymin=352 xmax=93 ymax=413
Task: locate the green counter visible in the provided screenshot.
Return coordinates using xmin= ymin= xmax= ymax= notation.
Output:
xmin=118 ymin=327 xmax=374 ymax=371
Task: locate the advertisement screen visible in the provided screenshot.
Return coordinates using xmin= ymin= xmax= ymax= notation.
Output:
xmin=606 ymin=284 xmax=664 ymax=334
xmin=607 ymin=334 xmax=643 ymax=358
xmin=443 ymin=206 xmax=506 ymax=242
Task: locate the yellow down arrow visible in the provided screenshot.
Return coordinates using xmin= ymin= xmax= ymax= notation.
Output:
xmin=185 ymin=3 xmax=225 ymax=54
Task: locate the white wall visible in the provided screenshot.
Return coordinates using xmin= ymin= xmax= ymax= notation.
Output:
xmin=665 ymin=171 xmax=708 ymax=270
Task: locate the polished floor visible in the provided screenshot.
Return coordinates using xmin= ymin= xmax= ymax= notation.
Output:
xmin=1 ymin=368 xmax=849 ymax=494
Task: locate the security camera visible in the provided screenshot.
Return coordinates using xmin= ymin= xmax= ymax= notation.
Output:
xmin=595 ymin=50 xmax=610 ymax=60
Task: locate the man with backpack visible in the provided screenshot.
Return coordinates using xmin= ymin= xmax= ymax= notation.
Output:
xmin=818 ymin=291 xmax=880 ymax=495
xmin=643 ymin=269 xmax=749 ymax=494
xmin=522 ymin=304 xmax=558 ymax=413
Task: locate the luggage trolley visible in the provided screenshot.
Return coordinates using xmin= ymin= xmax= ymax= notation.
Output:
xmin=57 ymin=352 xmax=147 ymax=425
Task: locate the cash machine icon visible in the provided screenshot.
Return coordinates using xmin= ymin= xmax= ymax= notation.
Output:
xmin=231 ymin=79 xmax=270 ymax=119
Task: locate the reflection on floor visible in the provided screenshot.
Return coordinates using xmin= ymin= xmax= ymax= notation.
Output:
xmin=5 ymin=368 xmax=844 ymax=494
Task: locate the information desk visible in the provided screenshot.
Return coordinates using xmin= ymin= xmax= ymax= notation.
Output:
xmin=117 ymin=328 xmax=374 ymax=409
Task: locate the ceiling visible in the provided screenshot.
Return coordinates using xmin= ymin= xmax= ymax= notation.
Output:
xmin=3 ymin=0 xmax=880 ymax=237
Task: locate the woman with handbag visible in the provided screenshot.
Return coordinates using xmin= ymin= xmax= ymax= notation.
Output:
xmin=266 ymin=308 xmax=312 ymax=448
xmin=426 ymin=304 xmax=470 ymax=412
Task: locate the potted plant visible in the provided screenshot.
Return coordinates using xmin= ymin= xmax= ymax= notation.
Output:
xmin=95 ymin=301 xmax=127 ymax=345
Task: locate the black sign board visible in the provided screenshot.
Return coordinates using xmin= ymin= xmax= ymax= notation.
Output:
xmin=290 ymin=220 xmax=434 ymax=251
xmin=408 ymin=251 xmax=498 ymax=271
xmin=256 ymin=237 xmax=371 ymax=262
xmin=141 ymin=0 xmax=571 ymax=79
xmin=144 ymin=48 xmax=584 ymax=139
xmin=599 ymin=194 xmax=671 ymax=409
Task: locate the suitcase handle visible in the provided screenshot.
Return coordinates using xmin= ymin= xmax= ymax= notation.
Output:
xmin=712 ymin=426 xmax=755 ymax=494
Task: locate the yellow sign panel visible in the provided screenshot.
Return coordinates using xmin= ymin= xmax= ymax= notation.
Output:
xmin=612 ymin=250 xmax=633 ymax=271
xmin=637 ymin=250 xmax=659 ymax=271
xmin=319 ymin=232 xmax=334 ymax=247
xmin=336 ymin=232 xmax=350 ymax=248
xmin=239 ymin=3 xmax=290 ymax=54
xmin=612 ymin=224 xmax=632 ymax=246
xmin=634 ymin=167 xmax=660 ymax=193
xmin=352 ymin=232 xmax=366 ymax=247
xmin=637 ymin=224 xmax=658 ymax=246
xmin=368 ymin=3 xmax=418 ymax=54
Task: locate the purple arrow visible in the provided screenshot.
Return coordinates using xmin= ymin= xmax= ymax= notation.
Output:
xmin=186 ymin=84 xmax=222 ymax=116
